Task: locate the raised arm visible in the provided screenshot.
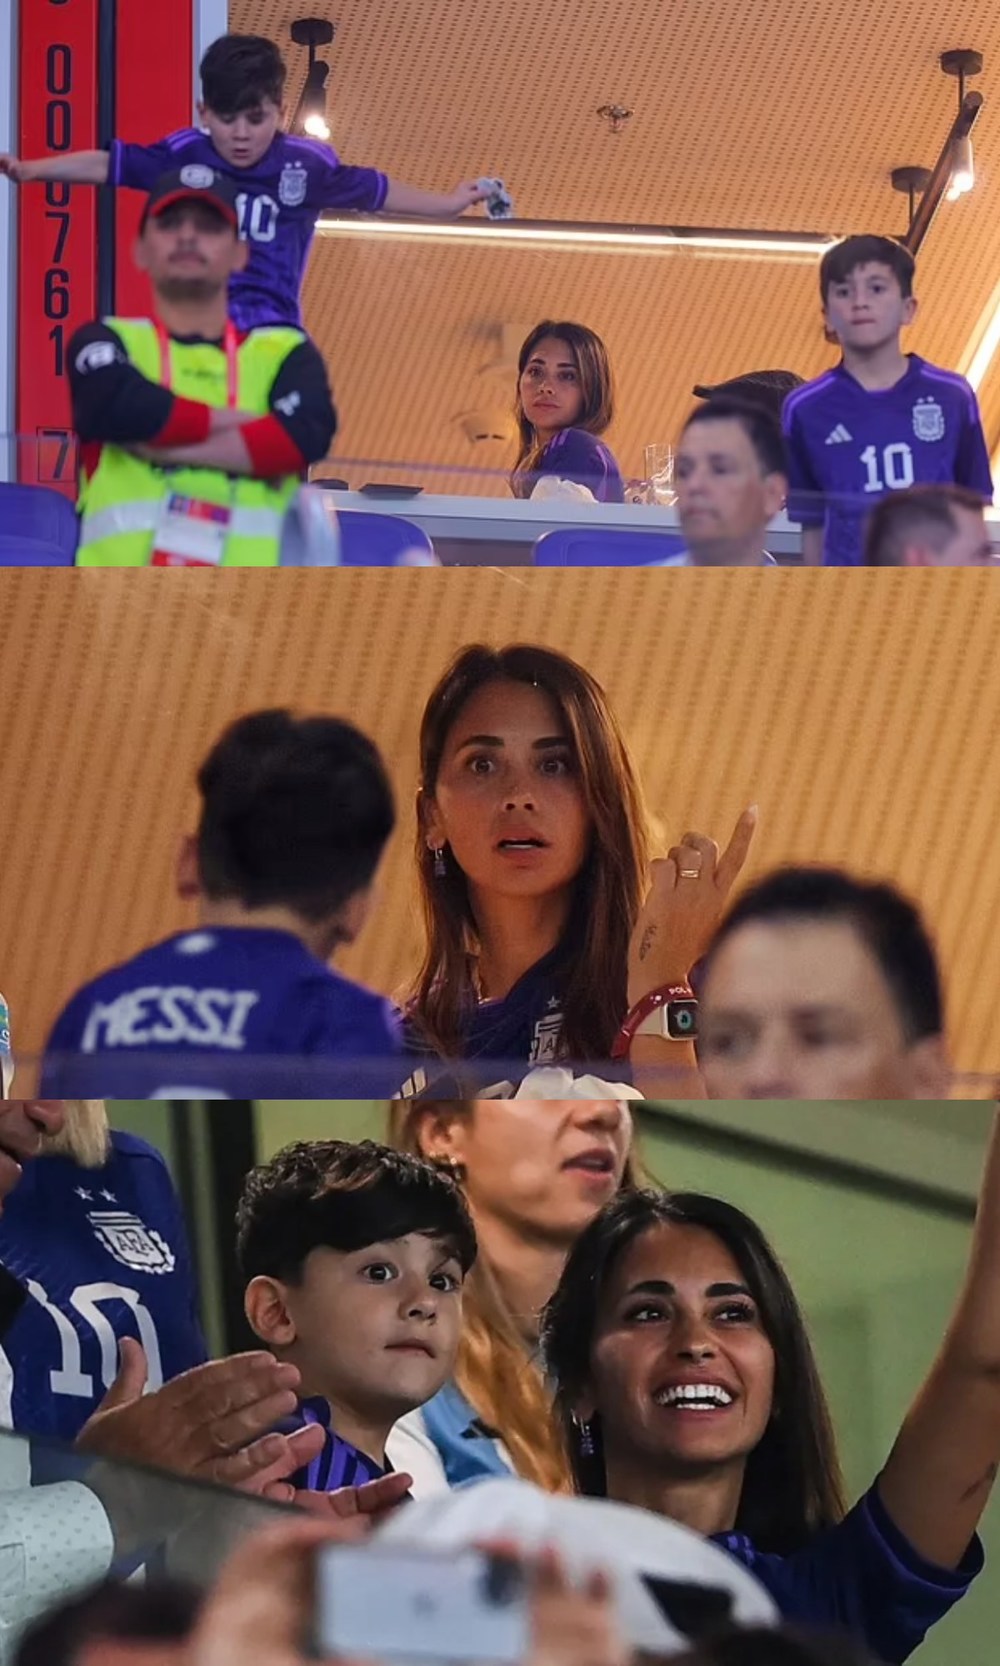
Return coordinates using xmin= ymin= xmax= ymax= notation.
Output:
xmin=878 ymin=1109 xmax=1000 ymax=1568
xmin=383 ymin=178 xmax=492 ymax=217
xmin=626 ymin=807 xmax=757 ymax=1097
xmin=0 ymin=150 xmax=109 ymax=185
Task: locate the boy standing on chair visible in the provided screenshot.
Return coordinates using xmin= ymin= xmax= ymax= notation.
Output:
xmin=783 ymin=235 xmax=992 ymax=565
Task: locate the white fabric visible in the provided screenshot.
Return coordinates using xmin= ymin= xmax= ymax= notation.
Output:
xmin=387 ymin=1408 xmax=515 ymax=1500
xmin=529 ymin=477 xmax=597 ymax=504
xmin=513 ymin=1067 xmax=643 ymax=1101
xmin=376 ymin=1478 xmax=777 ymax=1654
xmin=80 ymin=500 xmax=285 ymax=543
xmin=386 ymin=1410 xmax=452 ymax=1498
xmin=0 ymin=1446 xmax=114 ymax=1665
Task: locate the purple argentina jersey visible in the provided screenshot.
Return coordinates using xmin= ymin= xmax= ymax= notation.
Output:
xmin=396 ymin=941 xmax=632 ymax=1098
xmin=278 ymin=1397 xmax=391 ymax=1493
xmin=40 ymin=926 xmax=402 ymax=1100
xmin=109 ymin=129 xmax=388 ymax=329
xmin=0 ymin=1131 xmax=206 ymax=1441
xmin=529 ymin=429 xmax=625 ymax=503
xmin=783 ymin=356 xmax=993 ymax=565
xmin=713 ymin=1484 xmax=981 ymax=1664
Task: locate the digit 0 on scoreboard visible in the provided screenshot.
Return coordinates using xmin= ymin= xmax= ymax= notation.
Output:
xmin=16 ymin=0 xmax=99 ymax=495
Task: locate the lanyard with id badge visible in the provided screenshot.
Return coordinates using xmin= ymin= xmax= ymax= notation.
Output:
xmin=151 ymin=321 xmax=240 ymax=567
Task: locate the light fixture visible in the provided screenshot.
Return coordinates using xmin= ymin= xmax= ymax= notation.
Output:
xmin=314 ymin=215 xmax=837 ymax=262
xmin=291 ymin=18 xmax=334 ymax=142
xmin=901 ymin=55 xmax=983 ymax=255
xmin=597 ymin=104 xmax=634 ymax=136
xmin=941 ymin=51 xmax=982 ymax=201
xmin=890 ymin=166 xmax=931 ymax=233
xmin=947 ymin=134 xmax=975 ymax=199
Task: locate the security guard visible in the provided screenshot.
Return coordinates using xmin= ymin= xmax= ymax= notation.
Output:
xmin=68 ymin=168 xmax=337 ymax=566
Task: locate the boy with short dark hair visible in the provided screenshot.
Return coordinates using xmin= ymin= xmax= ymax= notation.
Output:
xmin=41 ymin=708 xmax=401 ymax=1098
xmin=783 ymin=234 xmax=992 ymax=566
xmin=236 ymin=1139 xmax=476 ymax=1489
xmin=1 ymin=33 xmax=494 ymax=330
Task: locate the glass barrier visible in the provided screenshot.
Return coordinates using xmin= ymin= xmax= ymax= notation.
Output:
xmin=4 ymin=434 xmax=1000 ymax=567
xmin=7 ymin=1052 xmax=999 ymax=1100
xmin=0 ymin=1425 xmax=289 ymax=1662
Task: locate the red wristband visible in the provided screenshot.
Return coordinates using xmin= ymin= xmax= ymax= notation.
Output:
xmin=610 ymin=984 xmax=695 ymax=1061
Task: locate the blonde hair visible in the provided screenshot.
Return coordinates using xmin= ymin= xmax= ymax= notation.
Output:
xmin=42 ymin=1101 xmax=111 ymax=1169
xmin=388 ymin=1102 xmax=637 ymax=1494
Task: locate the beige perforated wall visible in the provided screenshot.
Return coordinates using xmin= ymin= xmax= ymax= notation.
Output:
xmin=229 ymin=0 xmax=1000 ymax=481
xmin=3 ymin=567 xmax=1000 ymax=1085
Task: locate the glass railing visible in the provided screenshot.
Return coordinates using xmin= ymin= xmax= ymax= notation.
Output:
xmin=8 ymin=1050 xmax=999 ymax=1100
xmin=0 ymin=1425 xmax=289 ymax=1663
xmin=5 ymin=434 xmax=1000 ymax=565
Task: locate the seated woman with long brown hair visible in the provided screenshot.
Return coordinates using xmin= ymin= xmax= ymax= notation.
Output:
xmin=396 ymin=642 xmax=756 ymax=1098
xmin=510 ymin=322 xmax=625 ymax=503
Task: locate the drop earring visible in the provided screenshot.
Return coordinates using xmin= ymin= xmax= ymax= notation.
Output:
xmin=432 ymin=845 xmax=447 ymax=879
xmin=572 ymin=1414 xmax=595 ymax=1457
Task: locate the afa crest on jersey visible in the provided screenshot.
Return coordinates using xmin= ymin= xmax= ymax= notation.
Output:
xmin=89 ymin=1209 xmax=177 ymax=1275
xmin=913 ymin=398 xmax=945 ymax=442
xmin=529 ymin=998 xmax=564 ymax=1064
xmin=279 ymin=163 xmax=308 ymax=207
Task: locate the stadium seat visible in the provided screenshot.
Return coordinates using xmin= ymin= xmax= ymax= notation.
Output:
xmin=532 ymin=527 xmax=688 ymax=566
xmin=0 ymin=484 xmax=79 ymax=565
xmin=337 ymin=509 xmax=437 ymax=566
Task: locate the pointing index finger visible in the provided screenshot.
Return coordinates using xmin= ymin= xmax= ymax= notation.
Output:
xmin=715 ymin=805 xmax=759 ymax=896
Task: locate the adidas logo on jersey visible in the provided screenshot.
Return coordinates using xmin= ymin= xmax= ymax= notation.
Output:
xmin=825 ymin=425 xmax=852 ymax=444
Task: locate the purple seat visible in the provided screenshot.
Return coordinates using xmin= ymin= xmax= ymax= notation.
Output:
xmin=533 ymin=527 xmax=687 ymax=566
xmin=0 ymin=483 xmax=79 ymax=565
xmin=337 ymin=509 xmax=436 ymax=566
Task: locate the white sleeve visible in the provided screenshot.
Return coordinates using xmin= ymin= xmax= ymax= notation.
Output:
xmin=385 ymin=1410 xmax=452 ymax=1500
xmin=0 ymin=1482 xmax=115 ymax=1664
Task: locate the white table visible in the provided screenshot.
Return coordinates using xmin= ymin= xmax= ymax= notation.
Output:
xmin=320 ymin=489 xmax=806 ymax=566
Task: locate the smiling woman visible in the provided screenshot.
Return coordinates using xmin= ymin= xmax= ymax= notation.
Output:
xmin=541 ymin=1120 xmax=1000 ymax=1664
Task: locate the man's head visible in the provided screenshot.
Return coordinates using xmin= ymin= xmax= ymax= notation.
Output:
xmin=135 ymin=169 xmax=247 ymax=304
xmin=864 ymin=484 xmax=993 ymax=567
xmin=238 ymin=1140 xmax=477 ymax=1425
xmin=0 ymin=1103 xmax=65 ymax=1209
xmin=819 ymin=235 xmax=917 ymax=354
xmin=15 ymin=1577 xmax=200 ymax=1666
xmin=179 ymin=710 xmax=396 ymax=960
xmin=198 ymin=34 xmax=286 ymax=169
xmin=696 ymin=867 xmax=950 ymax=1100
xmin=674 ymin=398 xmax=788 ymax=565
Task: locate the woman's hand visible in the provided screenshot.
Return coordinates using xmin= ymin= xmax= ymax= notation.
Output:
xmin=627 ymin=807 xmax=758 ymax=1006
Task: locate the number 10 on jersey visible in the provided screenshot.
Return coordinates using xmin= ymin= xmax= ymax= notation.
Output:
xmin=861 ymin=443 xmax=915 ymax=493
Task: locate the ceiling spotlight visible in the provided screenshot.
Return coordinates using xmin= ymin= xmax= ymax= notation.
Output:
xmin=291 ymin=18 xmax=335 ymax=142
xmin=941 ymin=50 xmax=983 ymax=201
xmin=597 ymin=104 xmax=634 ymax=136
xmin=947 ymin=134 xmax=975 ymax=199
